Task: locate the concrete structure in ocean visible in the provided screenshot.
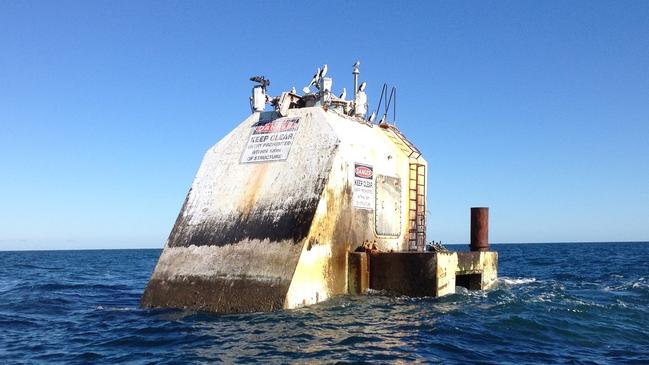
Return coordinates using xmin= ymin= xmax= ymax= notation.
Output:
xmin=141 ymin=63 xmax=498 ymax=313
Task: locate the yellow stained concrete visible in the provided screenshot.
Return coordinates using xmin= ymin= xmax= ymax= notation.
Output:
xmin=435 ymin=252 xmax=458 ymax=296
xmin=284 ymin=109 xmax=427 ymax=309
xmin=480 ymin=252 xmax=498 ymax=289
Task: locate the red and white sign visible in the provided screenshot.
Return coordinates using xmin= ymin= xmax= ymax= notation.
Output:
xmin=355 ymin=164 xmax=373 ymax=179
xmin=241 ymin=117 xmax=300 ymax=163
xmin=352 ymin=163 xmax=375 ymax=210
xmin=253 ymin=119 xmax=299 ymax=134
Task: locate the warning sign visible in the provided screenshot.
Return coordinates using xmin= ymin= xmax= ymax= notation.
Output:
xmin=241 ymin=117 xmax=300 ymax=163
xmin=352 ymin=163 xmax=375 ymax=210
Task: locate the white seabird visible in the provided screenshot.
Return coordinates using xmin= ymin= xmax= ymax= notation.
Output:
xmin=339 ymin=87 xmax=346 ymax=99
xmin=358 ymin=81 xmax=367 ymax=92
xmin=319 ymin=64 xmax=328 ymax=79
xmin=309 ymin=67 xmax=321 ymax=87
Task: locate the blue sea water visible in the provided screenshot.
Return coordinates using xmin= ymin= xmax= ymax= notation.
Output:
xmin=1 ymin=242 xmax=648 ymax=364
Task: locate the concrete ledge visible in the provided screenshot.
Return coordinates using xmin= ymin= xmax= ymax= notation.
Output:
xmin=456 ymin=251 xmax=498 ymax=290
xmin=368 ymin=252 xmax=457 ymax=297
xmin=141 ymin=276 xmax=288 ymax=313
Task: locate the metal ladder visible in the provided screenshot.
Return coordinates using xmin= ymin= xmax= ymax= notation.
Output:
xmin=408 ymin=163 xmax=426 ymax=252
xmin=380 ymin=125 xmax=427 ymax=252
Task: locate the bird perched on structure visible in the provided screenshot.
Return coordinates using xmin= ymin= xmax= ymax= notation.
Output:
xmin=352 ymin=61 xmax=360 ymax=77
xmin=291 ymin=87 xmax=297 ymax=94
xmin=358 ymin=81 xmax=367 ymax=92
xmin=308 ymin=67 xmax=321 ymax=88
xmin=339 ymin=87 xmax=346 ymax=99
xmin=319 ymin=64 xmax=328 ymax=79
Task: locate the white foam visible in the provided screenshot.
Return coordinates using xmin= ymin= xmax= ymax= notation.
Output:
xmin=365 ymin=288 xmax=388 ymax=296
xmin=95 ymin=305 xmax=135 ymax=311
xmin=502 ymin=277 xmax=537 ymax=285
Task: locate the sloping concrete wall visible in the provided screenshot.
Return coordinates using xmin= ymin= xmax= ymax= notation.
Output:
xmin=142 ymin=109 xmax=339 ymax=313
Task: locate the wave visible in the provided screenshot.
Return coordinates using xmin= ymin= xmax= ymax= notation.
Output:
xmin=501 ymin=277 xmax=537 ymax=285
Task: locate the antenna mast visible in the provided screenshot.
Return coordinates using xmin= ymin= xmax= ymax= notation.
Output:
xmin=352 ymin=61 xmax=360 ymax=100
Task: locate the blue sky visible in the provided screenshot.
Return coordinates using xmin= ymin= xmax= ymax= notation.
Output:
xmin=1 ymin=1 xmax=647 ymax=250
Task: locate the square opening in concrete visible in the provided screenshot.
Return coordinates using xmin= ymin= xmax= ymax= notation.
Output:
xmin=456 ymin=273 xmax=482 ymax=291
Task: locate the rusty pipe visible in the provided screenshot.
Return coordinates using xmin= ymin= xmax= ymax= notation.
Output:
xmin=470 ymin=207 xmax=489 ymax=252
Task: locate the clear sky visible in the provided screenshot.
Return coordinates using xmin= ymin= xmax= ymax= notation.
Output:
xmin=1 ymin=1 xmax=648 ymax=250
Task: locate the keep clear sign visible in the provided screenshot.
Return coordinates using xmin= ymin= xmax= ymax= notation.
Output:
xmin=352 ymin=163 xmax=375 ymax=210
xmin=241 ymin=117 xmax=300 ymax=163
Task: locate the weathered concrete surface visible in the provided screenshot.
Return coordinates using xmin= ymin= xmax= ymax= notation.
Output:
xmin=142 ymin=105 xmax=431 ymax=313
xmin=142 ymin=276 xmax=287 ymax=313
xmin=366 ymin=251 xmax=498 ymax=297
xmin=282 ymin=109 xmax=427 ymax=308
xmin=456 ymin=251 xmax=498 ymax=290
xmin=141 ymin=241 xmax=302 ymax=312
xmin=164 ymin=110 xmax=338 ymax=249
xmin=480 ymin=252 xmax=498 ymax=289
xmin=369 ymin=252 xmax=440 ymax=296
xmin=142 ymin=109 xmax=339 ymax=312
xmin=435 ymin=252 xmax=458 ymax=296
xmin=347 ymin=252 xmax=369 ymax=295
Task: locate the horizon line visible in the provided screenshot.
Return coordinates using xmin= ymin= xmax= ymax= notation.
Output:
xmin=1 ymin=240 xmax=648 ymax=252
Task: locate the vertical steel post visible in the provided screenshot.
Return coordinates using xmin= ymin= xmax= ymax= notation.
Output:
xmin=352 ymin=62 xmax=360 ymax=100
xmin=470 ymin=207 xmax=489 ymax=252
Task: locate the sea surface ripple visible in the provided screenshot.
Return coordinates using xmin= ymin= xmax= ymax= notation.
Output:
xmin=1 ymin=242 xmax=648 ymax=364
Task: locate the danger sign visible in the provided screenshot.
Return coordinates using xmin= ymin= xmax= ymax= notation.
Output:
xmin=241 ymin=117 xmax=300 ymax=163
xmin=352 ymin=163 xmax=375 ymax=210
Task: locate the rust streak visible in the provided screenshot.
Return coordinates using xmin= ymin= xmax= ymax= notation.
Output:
xmin=240 ymin=164 xmax=269 ymax=218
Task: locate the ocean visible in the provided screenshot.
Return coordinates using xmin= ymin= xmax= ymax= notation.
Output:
xmin=1 ymin=242 xmax=647 ymax=364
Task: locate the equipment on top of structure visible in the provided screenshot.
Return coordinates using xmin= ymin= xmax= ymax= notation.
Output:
xmin=352 ymin=61 xmax=360 ymax=99
xmin=249 ymin=76 xmax=270 ymax=113
xmin=141 ymin=63 xmax=498 ymax=314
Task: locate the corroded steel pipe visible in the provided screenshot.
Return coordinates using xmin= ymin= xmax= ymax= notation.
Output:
xmin=470 ymin=207 xmax=489 ymax=252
